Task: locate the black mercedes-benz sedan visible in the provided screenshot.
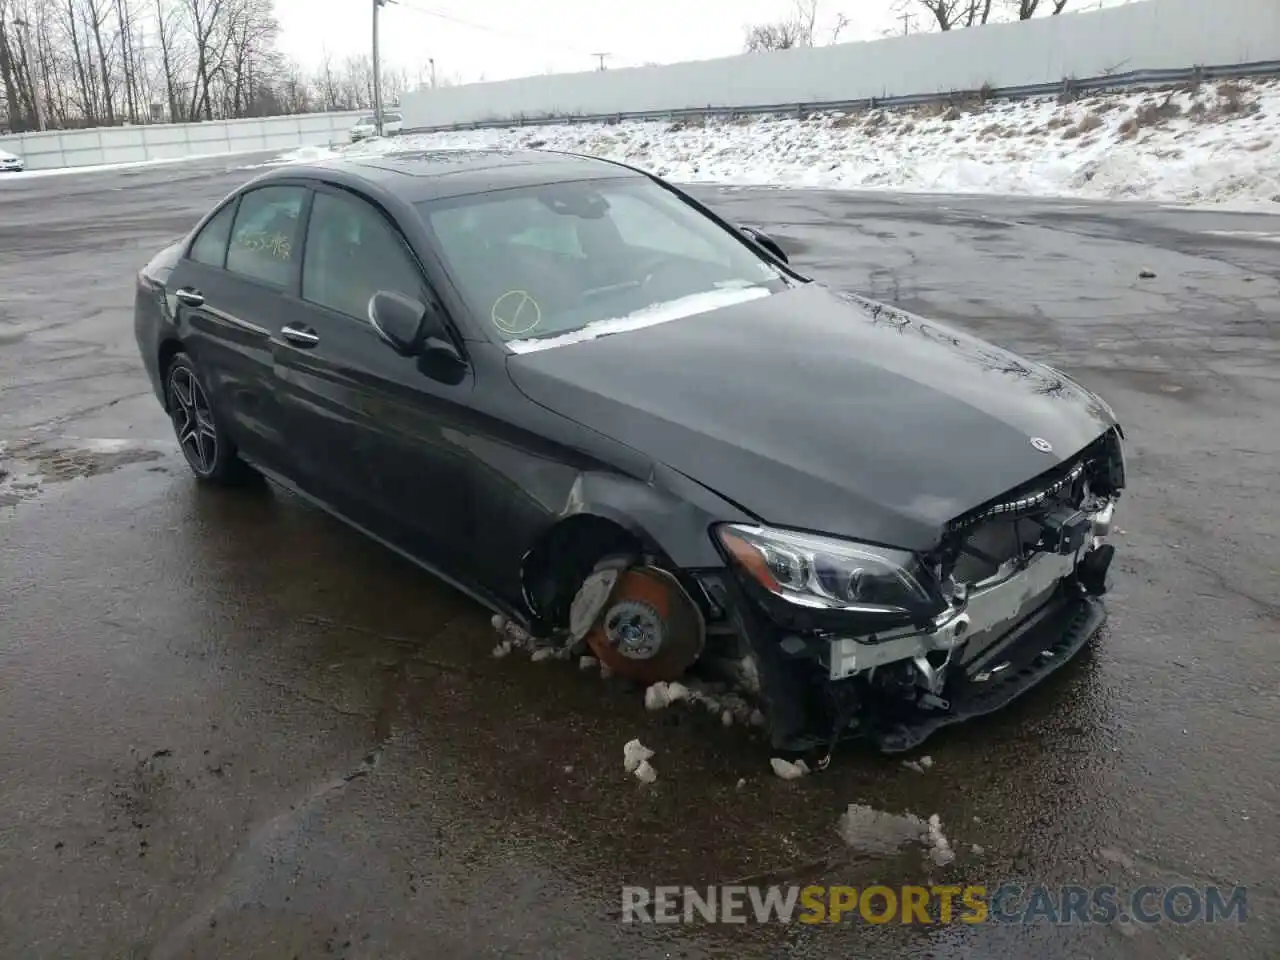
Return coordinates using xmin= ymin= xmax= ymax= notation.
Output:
xmin=133 ymin=148 xmax=1126 ymax=759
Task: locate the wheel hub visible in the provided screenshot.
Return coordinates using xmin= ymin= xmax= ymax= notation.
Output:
xmin=604 ymin=599 xmax=664 ymax=660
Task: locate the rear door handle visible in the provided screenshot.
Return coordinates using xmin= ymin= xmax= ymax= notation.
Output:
xmin=174 ymin=287 xmax=204 ymax=307
xmin=281 ymin=323 xmax=320 ymax=347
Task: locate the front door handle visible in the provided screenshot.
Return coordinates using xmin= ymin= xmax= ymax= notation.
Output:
xmin=174 ymin=287 xmax=204 ymax=307
xmin=281 ymin=323 xmax=320 ymax=347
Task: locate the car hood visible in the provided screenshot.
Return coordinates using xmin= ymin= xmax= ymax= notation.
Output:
xmin=507 ymin=283 xmax=1117 ymax=551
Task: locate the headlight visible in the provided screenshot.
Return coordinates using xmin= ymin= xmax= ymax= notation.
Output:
xmin=715 ymin=524 xmax=937 ymax=615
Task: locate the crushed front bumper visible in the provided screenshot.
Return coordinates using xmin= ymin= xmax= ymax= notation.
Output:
xmin=695 ymin=539 xmax=1113 ymax=757
xmin=863 ymin=588 xmax=1105 ymax=753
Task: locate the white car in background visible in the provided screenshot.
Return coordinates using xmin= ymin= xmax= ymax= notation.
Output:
xmin=349 ymin=111 xmax=403 ymax=142
xmin=0 ymin=147 xmax=25 ymax=172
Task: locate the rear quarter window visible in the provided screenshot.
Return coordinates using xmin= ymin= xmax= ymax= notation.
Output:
xmin=188 ymin=202 xmax=237 ymax=268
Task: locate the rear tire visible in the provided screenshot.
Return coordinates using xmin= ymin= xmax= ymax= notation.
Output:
xmin=164 ymin=352 xmax=255 ymax=485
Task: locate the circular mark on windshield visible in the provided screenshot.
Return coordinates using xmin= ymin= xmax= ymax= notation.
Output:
xmin=491 ymin=290 xmax=542 ymax=336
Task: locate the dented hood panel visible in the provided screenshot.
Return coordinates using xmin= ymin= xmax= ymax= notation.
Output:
xmin=507 ymin=283 xmax=1117 ymax=551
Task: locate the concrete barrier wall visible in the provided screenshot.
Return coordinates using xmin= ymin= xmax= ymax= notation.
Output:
xmin=0 ymin=110 xmax=365 ymax=171
xmin=400 ymin=0 xmax=1280 ymax=126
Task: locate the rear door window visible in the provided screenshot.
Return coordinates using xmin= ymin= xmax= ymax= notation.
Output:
xmin=226 ymin=186 xmax=307 ymax=289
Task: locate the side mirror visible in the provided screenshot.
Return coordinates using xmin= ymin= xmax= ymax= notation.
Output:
xmin=368 ymin=289 xmax=459 ymax=359
xmin=740 ymin=225 xmax=788 ymax=264
xmin=369 ymin=290 xmax=427 ymax=355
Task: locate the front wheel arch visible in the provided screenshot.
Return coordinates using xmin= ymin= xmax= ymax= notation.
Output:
xmin=519 ymin=513 xmax=647 ymax=629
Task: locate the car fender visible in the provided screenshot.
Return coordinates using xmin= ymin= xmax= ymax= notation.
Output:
xmin=553 ymin=464 xmax=754 ymax=570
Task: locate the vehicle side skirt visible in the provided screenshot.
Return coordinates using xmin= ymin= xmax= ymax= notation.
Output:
xmin=244 ymin=459 xmax=533 ymax=630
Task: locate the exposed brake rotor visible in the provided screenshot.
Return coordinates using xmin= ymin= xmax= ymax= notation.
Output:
xmin=577 ymin=564 xmax=705 ymax=683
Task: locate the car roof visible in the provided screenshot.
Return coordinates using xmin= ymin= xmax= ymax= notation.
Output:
xmin=257 ymin=148 xmax=643 ymax=203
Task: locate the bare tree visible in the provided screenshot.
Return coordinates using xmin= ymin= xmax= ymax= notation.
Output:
xmin=794 ymin=0 xmax=819 ymax=45
xmin=744 ymin=0 xmax=850 ymax=51
xmin=338 ymin=52 xmax=374 ymax=110
xmin=964 ymin=0 xmax=994 ymax=26
xmin=2 ymin=0 xmax=396 ymax=130
xmin=0 ymin=4 xmax=26 ymax=129
xmin=829 ymin=11 xmax=850 ymax=43
xmin=82 ymin=0 xmax=118 ymax=124
xmin=897 ymin=0 xmax=998 ymax=31
xmin=745 ymin=20 xmax=802 ymax=52
xmin=1011 ymin=0 xmax=1068 ymax=17
xmin=315 ymin=47 xmax=339 ymax=109
xmin=154 ymin=0 xmax=185 ymax=119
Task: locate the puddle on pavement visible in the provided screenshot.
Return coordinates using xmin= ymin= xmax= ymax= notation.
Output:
xmin=0 ymin=437 xmax=167 ymax=508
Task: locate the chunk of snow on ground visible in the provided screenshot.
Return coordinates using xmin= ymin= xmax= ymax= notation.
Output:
xmin=736 ymin=778 xmax=747 ymax=790
xmin=578 ymin=655 xmax=598 ymax=671
xmin=491 ymin=640 xmax=512 ymax=659
xmin=644 ymin=683 xmax=670 ymax=710
xmin=903 ymin=760 xmax=925 ymax=773
xmin=623 ymin=738 xmax=653 ymax=774
xmin=646 ymin=680 xmax=693 ymax=709
xmin=530 ymin=647 xmax=555 ymax=662
xmin=721 ymin=710 xmax=733 ymax=727
xmin=926 ymin=813 xmax=955 ymax=866
xmin=770 ymin=757 xmax=810 ymax=780
xmin=971 ymin=843 xmax=985 ymax=855
xmin=920 ymin=755 xmax=933 ymax=769
xmin=266 ymin=79 xmax=1280 ymax=207
xmin=634 ymin=759 xmax=658 ymax=784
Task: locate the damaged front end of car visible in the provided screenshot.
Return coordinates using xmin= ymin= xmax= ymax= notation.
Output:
xmin=689 ymin=426 xmax=1127 ymax=761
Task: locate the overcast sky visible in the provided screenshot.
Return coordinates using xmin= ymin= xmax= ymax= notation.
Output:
xmin=273 ymin=0 xmax=1125 ymax=87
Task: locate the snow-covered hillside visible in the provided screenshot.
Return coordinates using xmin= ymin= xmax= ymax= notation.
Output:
xmin=271 ymin=78 xmax=1280 ymax=208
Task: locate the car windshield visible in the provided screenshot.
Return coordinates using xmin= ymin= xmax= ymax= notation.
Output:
xmin=417 ymin=177 xmax=791 ymax=350
xmin=357 ymin=116 xmax=375 ymax=124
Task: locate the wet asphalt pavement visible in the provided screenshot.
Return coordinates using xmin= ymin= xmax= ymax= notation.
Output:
xmin=2 ymin=156 xmax=1278 ymax=959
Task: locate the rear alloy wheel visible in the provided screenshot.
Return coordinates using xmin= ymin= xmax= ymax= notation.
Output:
xmin=165 ymin=352 xmax=252 ymax=484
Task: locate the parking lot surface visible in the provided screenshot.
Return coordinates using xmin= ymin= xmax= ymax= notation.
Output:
xmin=2 ymin=157 xmax=1278 ymax=958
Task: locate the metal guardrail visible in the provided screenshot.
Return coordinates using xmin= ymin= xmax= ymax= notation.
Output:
xmin=401 ymin=59 xmax=1280 ymax=136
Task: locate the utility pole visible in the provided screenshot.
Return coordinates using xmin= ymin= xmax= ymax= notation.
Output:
xmin=373 ymin=0 xmax=393 ymax=136
xmin=591 ymin=52 xmax=610 ymax=71
xmin=898 ymin=11 xmax=913 ymax=34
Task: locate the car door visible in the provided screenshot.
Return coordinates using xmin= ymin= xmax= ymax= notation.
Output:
xmin=273 ymin=184 xmax=479 ymax=576
xmin=167 ymin=183 xmax=308 ymax=475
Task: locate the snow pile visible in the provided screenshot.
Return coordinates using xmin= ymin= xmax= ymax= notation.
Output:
xmin=641 ymin=679 xmax=765 ymax=729
xmin=267 ymin=78 xmax=1280 ymax=207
